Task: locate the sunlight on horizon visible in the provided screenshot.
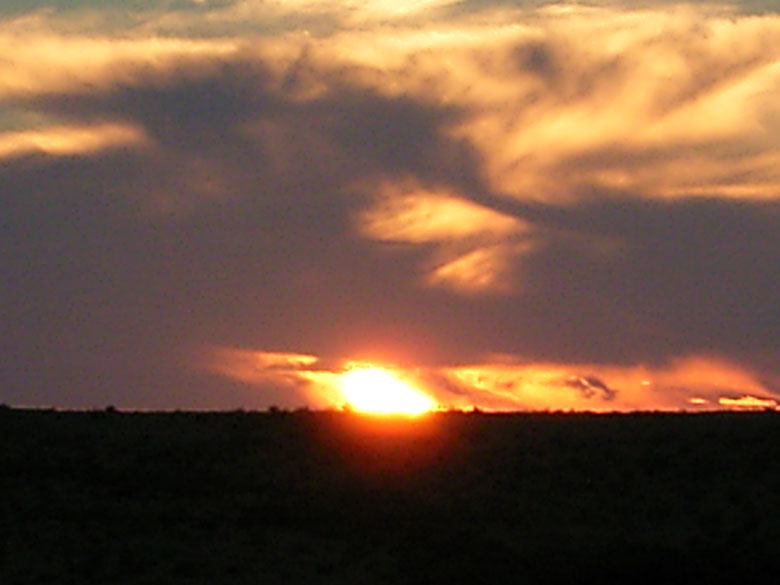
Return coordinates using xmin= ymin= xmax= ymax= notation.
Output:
xmin=338 ymin=365 xmax=436 ymax=416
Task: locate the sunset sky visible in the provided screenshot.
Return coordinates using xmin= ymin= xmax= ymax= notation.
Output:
xmin=2 ymin=0 xmax=779 ymax=412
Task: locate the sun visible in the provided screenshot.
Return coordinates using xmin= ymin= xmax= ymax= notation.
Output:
xmin=339 ymin=366 xmax=436 ymax=416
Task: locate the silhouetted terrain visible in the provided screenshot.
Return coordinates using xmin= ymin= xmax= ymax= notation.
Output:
xmin=2 ymin=407 xmax=779 ymax=583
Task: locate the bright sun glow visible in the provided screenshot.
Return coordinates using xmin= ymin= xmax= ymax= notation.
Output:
xmin=339 ymin=366 xmax=436 ymax=415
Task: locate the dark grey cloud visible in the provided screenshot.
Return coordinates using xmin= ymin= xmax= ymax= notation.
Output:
xmin=453 ymin=193 xmax=780 ymax=368
xmin=565 ymin=375 xmax=617 ymax=401
xmin=1 ymin=27 xmax=778 ymax=409
xmin=0 ymin=55 xmax=487 ymax=407
xmin=23 ymin=53 xmax=482 ymax=190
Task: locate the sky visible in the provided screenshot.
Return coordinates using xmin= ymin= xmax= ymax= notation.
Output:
xmin=1 ymin=0 xmax=779 ymax=412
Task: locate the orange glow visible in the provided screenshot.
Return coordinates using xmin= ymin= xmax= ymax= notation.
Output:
xmin=338 ymin=366 xmax=435 ymax=416
xmin=206 ymin=348 xmax=780 ymax=413
xmin=719 ymin=395 xmax=778 ymax=410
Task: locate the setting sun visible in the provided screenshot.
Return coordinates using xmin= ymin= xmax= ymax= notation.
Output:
xmin=339 ymin=366 xmax=436 ymax=415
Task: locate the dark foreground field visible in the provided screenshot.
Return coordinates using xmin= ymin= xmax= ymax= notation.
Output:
xmin=2 ymin=407 xmax=780 ymax=583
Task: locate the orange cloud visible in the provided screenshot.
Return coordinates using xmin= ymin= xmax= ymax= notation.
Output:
xmin=438 ymin=355 xmax=780 ymax=412
xmin=298 ymin=5 xmax=780 ymax=203
xmin=718 ymin=395 xmax=778 ymax=409
xmin=205 ymin=348 xmax=318 ymax=382
xmin=5 ymin=4 xmax=776 ymax=203
xmin=0 ymin=33 xmax=239 ymax=98
xmin=206 ymin=348 xmax=780 ymax=413
xmin=356 ymin=183 xmax=528 ymax=293
xmin=0 ymin=123 xmax=147 ymax=159
xmin=357 ymin=184 xmax=522 ymax=243
xmin=203 ymin=347 xmax=345 ymax=408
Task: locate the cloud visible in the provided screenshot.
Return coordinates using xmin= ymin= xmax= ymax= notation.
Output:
xmin=718 ymin=395 xmax=778 ymax=409
xmin=0 ymin=32 xmax=240 ymax=99
xmin=356 ymin=183 xmax=528 ymax=293
xmin=1 ymin=1 xmax=778 ymax=410
xmin=445 ymin=0 xmax=780 ymax=17
xmin=204 ymin=350 xmax=779 ymax=412
xmin=0 ymin=123 xmax=146 ymax=159
xmin=564 ymin=375 xmax=617 ymax=401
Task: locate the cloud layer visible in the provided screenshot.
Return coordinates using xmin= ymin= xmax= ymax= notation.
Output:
xmin=1 ymin=1 xmax=778 ymax=410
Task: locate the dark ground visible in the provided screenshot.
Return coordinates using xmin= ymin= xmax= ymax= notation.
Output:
xmin=2 ymin=407 xmax=779 ymax=583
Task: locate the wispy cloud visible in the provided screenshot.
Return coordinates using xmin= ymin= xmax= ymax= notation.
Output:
xmin=1 ymin=1 xmax=778 ymax=409
xmin=0 ymin=123 xmax=146 ymax=159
